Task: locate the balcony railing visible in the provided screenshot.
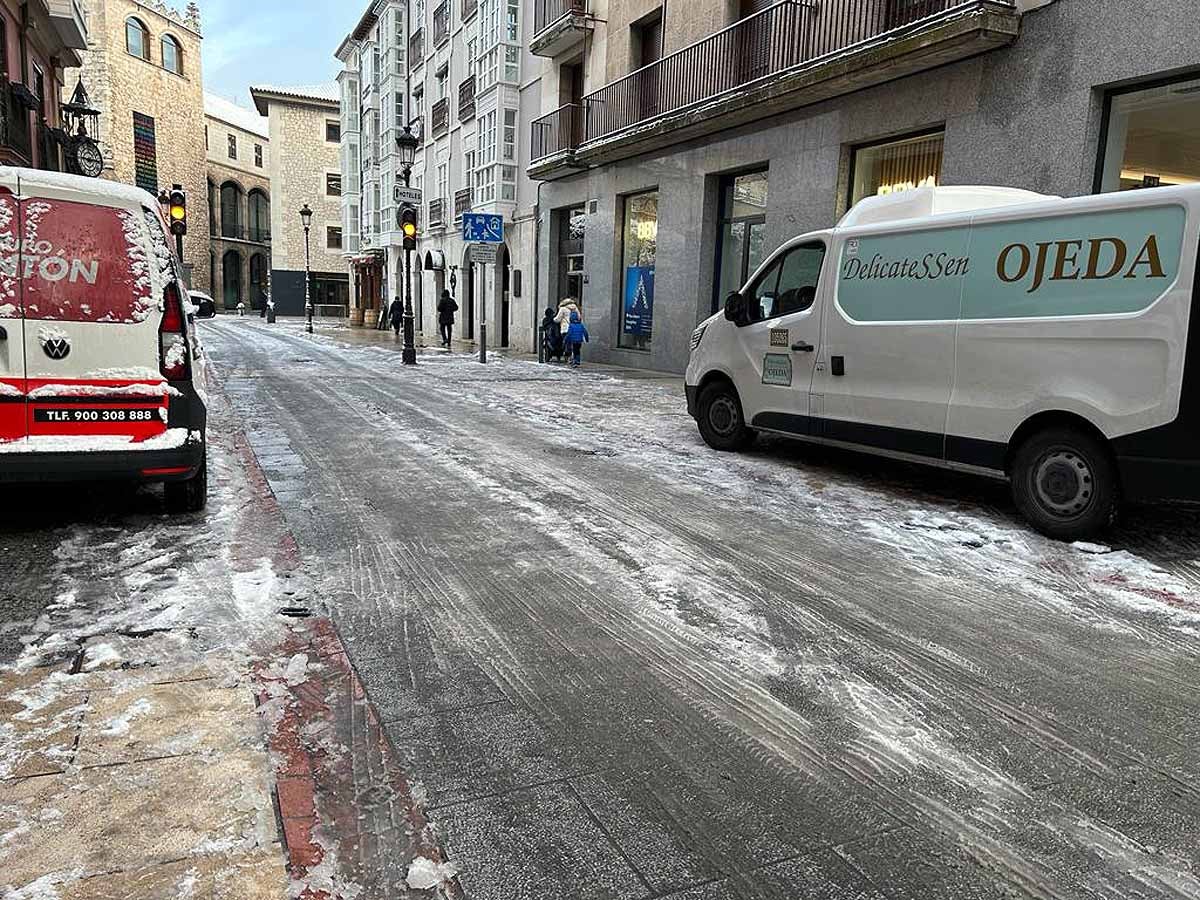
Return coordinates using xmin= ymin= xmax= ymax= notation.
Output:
xmin=572 ymin=0 xmax=1003 ymax=150
xmin=531 ymin=104 xmax=583 ymax=162
xmin=431 ymin=98 xmax=450 ymax=137
xmin=433 ymin=1 xmax=450 ymax=46
xmin=458 ymin=75 xmax=476 ymax=120
xmin=454 ymin=187 xmax=472 ymax=221
xmin=533 ymin=0 xmax=586 ymax=36
xmin=462 ymin=0 xmax=478 ymax=20
xmin=409 ymin=28 xmax=425 ymax=67
xmin=218 ymin=225 xmax=272 ymax=244
xmin=429 ymin=198 xmax=446 ymax=227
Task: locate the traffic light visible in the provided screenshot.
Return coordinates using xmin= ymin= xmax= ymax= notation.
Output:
xmin=400 ymin=203 xmax=418 ymax=251
xmin=167 ymin=186 xmax=187 ymax=237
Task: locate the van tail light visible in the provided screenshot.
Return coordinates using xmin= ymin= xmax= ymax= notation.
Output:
xmin=159 ymin=283 xmax=190 ymax=381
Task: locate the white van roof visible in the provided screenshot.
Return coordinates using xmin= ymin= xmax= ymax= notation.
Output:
xmin=0 ymin=168 xmax=159 ymax=211
xmin=839 ymin=186 xmax=1056 ymax=229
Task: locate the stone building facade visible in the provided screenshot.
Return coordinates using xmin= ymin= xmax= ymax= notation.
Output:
xmin=66 ymin=0 xmax=210 ymax=292
xmin=251 ymin=84 xmax=347 ymax=317
xmin=204 ymin=92 xmax=271 ymax=310
xmin=528 ymin=0 xmax=1200 ymax=372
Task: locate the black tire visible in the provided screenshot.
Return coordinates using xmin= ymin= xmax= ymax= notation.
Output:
xmin=165 ymin=456 xmax=208 ymax=514
xmin=1011 ymin=426 xmax=1118 ymax=541
xmin=697 ymin=381 xmax=755 ymax=452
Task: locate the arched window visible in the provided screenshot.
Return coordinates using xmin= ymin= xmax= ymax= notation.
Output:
xmin=220 ymin=181 xmax=242 ymax=239
xmin=126 ymin=18 xmax=150 ymax=60
xmin=248 ymin=191 xmax=270 ymax=243
xmin=161 ymin=35 xmax=183 ymax=75
xmin=249 ymin=253 xmax=268 ymax=306
xmin=222 ymin=249 xmax=242 ymax=309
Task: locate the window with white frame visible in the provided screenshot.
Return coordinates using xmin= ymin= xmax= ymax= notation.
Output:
xmin=467 ymin=36 xmax=477 ymax=77
xmin=395 ymin=92 xmax=405 ymax=130
xmin=437 ymin=162 xmax=448 ymax=203
xmin=464 ymin=147 xmax=476 ymax=195
xmin=502 ymin=108 xmax=516 ymax=163
xmin=475 ymin=111 xmax=496 ymax=203
xmin=500 ymin=165 xmax=516 ymax=201
xmin=436 ymin=68 xmax=447 ymax=100
xmin=505 ymin=0 xmax=518 ymax=42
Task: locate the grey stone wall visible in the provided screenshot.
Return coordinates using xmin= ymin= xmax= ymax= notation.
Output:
xmin=539 ymin=0 xmax=1200 ymax=373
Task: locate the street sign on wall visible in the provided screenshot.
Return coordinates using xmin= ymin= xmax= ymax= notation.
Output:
xmin=470 ymin=244 xmax=498 ymax=265
xmin=463 ymin=213 xmax=504 ymax=243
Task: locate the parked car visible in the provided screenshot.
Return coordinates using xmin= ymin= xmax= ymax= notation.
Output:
xmin=188 ymin=291 xmax=217 ymax=319
xmin=686 ymin=184 xmax=1200 ymax=540
xmin=0 ymin=168 xmax=208 ymax=512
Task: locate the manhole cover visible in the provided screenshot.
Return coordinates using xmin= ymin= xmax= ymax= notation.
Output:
xmin=543 ymin=447 xmax=618 ymax=458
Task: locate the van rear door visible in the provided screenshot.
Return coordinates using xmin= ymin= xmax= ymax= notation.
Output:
xmin=0 ymin=175 xmax=24 ymax=443
xmin=19 ymin=181 xmax=171 ymax=447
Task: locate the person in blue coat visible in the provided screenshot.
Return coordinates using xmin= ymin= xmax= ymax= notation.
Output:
xmin=566 ymin=310 xmax=589 ymax=368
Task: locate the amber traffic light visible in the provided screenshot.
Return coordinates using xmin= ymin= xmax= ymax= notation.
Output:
xmin=168 ymin=187 xmax=187 ymax=237
xmin=400 ymin=203 xmax=418 ymax=251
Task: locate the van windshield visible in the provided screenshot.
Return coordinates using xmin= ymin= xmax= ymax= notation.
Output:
xmin=0 ymin=197 xmax=157 ymax=324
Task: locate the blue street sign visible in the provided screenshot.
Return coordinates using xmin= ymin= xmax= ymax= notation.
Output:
xmin=462 ymin=213 xmax=504 ymax=243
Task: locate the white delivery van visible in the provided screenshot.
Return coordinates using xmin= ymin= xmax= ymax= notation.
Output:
xmin=0 ymin=168 xmax=207 ymax=512
xmin=685 ymin=185 xmax=1200 ymax=540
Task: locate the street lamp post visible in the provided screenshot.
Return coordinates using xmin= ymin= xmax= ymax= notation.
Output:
xmin=397 ymin=126 xmax=420 ymax=366
xmin=300 ymin=204 xmax=314 ymax=334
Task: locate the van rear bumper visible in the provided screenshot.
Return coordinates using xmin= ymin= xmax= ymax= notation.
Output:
xmin=0 ymin=440 xmax=204 ymax=484
xmin=1117 ymin=456 xmax=1200 ymax=504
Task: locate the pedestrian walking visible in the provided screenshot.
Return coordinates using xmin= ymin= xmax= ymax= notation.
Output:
xmin=554 ymin=297 xmax=580 ymax=341
xmin=388 ymin=297 xmax=404 ymax=337
xmin=437 ymin=290 xmax=458 ymax=348
xmin=566 ymin=310 xmax=589 ymax=368
xmin=541 ymin=307 xmax=565 ymax=362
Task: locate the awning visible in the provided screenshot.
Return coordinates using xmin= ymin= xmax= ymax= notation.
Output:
xmin=424 ymin=250 xmax=446 ymax=271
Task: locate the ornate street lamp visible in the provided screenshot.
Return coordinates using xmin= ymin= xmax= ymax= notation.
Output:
xmin=396 ymin=126 xmax=420 ymax=366
xmin=300 ymin=204 xmax=314 ymax=334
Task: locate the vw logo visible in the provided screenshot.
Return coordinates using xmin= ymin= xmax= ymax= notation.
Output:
xmin=42 ymin=337 xmax=71 ymax=361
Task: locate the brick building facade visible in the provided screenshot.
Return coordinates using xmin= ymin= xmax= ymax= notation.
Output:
xmin=66 ymin=0 xmax=210 ymax=292
xmin=251 ymin=84 xmax=347 ymax=317
xmin=205 ymin=92 xmax=270 ymax=310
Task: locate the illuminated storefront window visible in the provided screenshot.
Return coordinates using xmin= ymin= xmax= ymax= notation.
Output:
xmin=849 ymin=130 xmax=945 ymax=207
xmin=1098 ymin=74 xmax=1200 ymax=192
xmin=619 ymin=191 xmax=657 ymax=351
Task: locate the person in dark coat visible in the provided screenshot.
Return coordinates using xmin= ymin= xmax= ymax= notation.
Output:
xmin=436 ymin=290 xmax=458 ymax=347
xmin=541 ymin=307 xmax=564 ymax=361
xmin=388 ymin=297 xmax=404 ymax=336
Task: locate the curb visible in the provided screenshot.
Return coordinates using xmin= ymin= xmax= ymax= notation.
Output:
xmin=254 ymin=616 xmax=463 ymax=899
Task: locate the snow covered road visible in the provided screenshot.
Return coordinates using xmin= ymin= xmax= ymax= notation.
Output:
xmin=205 ymin=317 xmax=1200 ymax=900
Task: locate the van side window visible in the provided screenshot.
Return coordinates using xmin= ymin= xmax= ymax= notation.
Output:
xmin=746 ymin=242 xmax=826 ymax=323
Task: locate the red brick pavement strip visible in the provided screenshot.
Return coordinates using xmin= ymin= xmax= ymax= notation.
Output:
xmin=254 ymin=617 xmax=464 ymax=899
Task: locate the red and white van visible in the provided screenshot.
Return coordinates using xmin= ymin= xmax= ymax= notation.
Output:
xmin=0 ymin=168 xmax=207 ymax=512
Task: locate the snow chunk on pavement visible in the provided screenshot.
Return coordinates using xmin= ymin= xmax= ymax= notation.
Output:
xmin=283 ymin=653 xmax=309 ymax=686
xmin=1072 ymin=541 xmax=1113 ymax=555
xmin=100 ymin=697 xmax=154 ymax=736
xmin=405 ymin=855 xmax=459 ymax=890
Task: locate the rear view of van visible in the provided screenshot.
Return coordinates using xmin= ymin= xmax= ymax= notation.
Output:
xmin=0 ymin=168 xmax=207 ymax=512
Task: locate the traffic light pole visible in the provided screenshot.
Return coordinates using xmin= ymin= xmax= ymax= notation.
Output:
xmin=478 ymin=260 xmax=486 ymax=365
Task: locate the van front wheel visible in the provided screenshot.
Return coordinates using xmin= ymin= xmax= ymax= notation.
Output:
xmin=697 ymin=382 xmax=754 ymax=452
xmin=1011 ymin=427 xmax=1117 ymax=541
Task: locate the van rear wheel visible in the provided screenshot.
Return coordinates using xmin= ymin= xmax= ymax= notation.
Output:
xmin=1011 ymin=427 xmax=1117 ymax=541
xmin=697 ymin=381 xmax=754 ymax=452
xmin=165 ymin=456 xmax=208 ymax=515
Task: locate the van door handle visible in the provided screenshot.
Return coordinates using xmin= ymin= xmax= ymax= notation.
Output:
xmin=791 ymin=341 xmax=814 ymax=352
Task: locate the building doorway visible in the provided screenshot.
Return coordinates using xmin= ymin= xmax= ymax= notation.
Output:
xmin=558 ymin=205 xmax=586 ymax=312
xmin=497 ymin=244 xmax=511 ymax=348
xmin=713 ymin=169 xmax=768 ymax=313
xmin=462 ymin=251 xmax=476 ymax=341
xmin=222 ymin=249 xmax=242 ymax=309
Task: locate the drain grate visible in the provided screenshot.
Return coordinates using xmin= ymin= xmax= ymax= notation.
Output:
xmin=277 ymin=605 xmax=313 ymax=619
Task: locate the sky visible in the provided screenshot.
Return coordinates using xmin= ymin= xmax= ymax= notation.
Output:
xmin=200 ymin=0 xmax=362 ymax=110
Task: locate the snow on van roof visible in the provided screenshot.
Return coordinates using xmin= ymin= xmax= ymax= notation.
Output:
xmin=0 ymin=168 xmax=159 ymax=210
xmin=839 ymin=186 xmax=1055 ymax=229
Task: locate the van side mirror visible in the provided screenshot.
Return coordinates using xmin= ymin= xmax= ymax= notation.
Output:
xmin=724 ymin=292 xmax=745 ymax=324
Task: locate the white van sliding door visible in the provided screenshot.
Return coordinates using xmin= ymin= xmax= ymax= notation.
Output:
xmin=0 ymin=176 xmax=24 ymax=443
xmin=812 ymin=226 xmax=967 ymax=458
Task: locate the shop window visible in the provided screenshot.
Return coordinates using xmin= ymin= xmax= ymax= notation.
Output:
xmin=849 ymin=130 xmax=944 ymax=207
xmin=1098 ymin=74 xmax=1200 ymax=192
xmin=714 ymin=169 xmax=768 ymax=314
xmin=619 ymin=191 xmax=658 ymax=351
